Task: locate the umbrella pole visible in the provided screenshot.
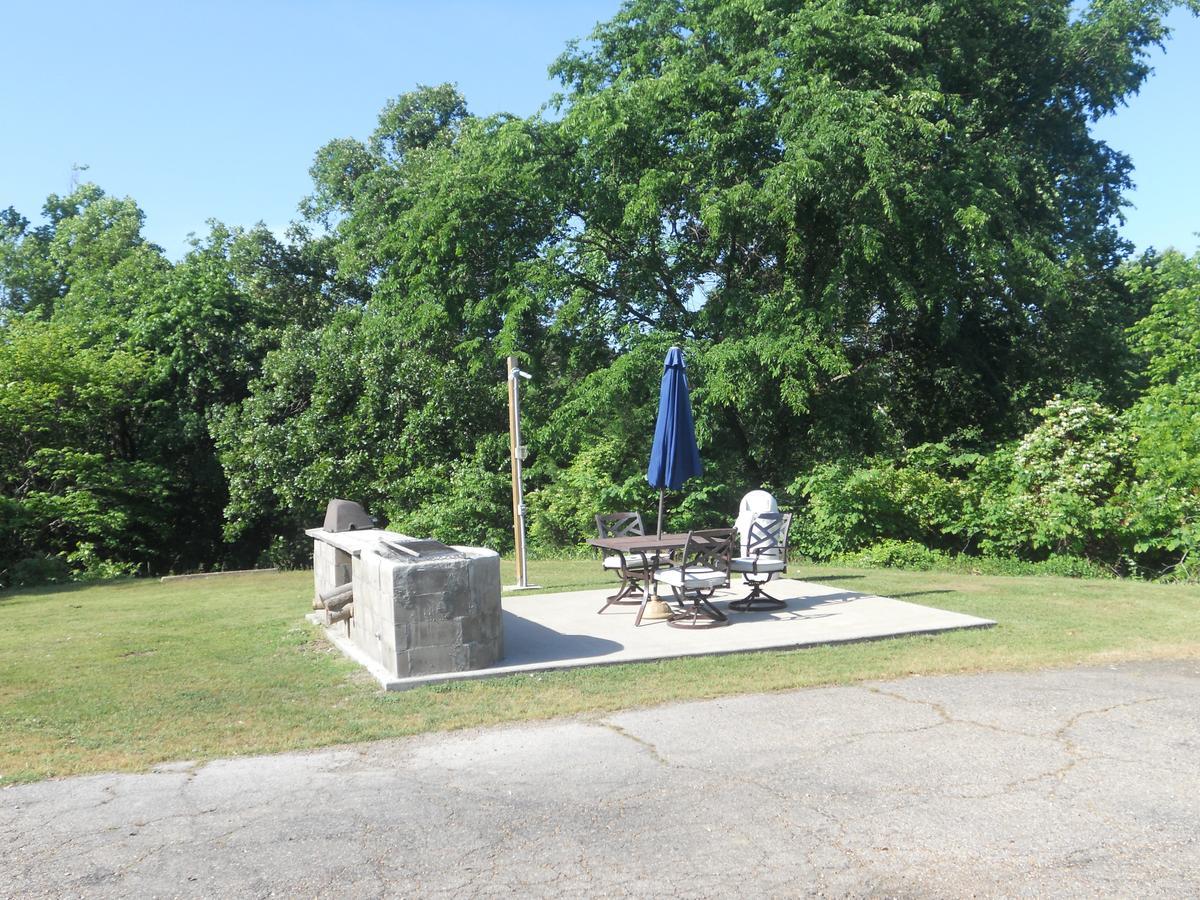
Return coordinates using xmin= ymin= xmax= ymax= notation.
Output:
xmin=641 ymin=485 xmax=672 ymax=620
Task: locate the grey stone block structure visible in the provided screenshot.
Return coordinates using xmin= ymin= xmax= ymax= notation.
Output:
xmin=306 ymin=527 xmax=393 ymax=607
xmin=313 ymin=540 xmax=352 ymax=600
xmin=351 ymin=544 xmax=503 ymax=678
xmin=306 ymin=525 xmax=504 ymax=679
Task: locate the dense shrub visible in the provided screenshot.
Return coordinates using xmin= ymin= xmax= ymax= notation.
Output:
xmin=385 ymin=437 xmax=514 ymax=551
xmin=8 ymin=555 xmax=72 ymax=588
xmin=790 ymin=445 xmax=971 ymax=558
xmin=834 ymin=540 xmax=952 ymax=571
xmin=968 ymin=397 xmax=1135 ymax=561
xmin=827 ymin=541 xmax=1115 ymax=579
xmin=1122 ymin=251 xmax=1200 ymax=579
xmin=793 ymin=397 xmax=1140 ymax=574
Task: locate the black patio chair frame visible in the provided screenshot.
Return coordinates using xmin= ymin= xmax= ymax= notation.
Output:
xmin=729 ymin=512 xmax=792 ymax=612
xmin=595 ymin=512 xmax=663 ymax=614
xmin=654 ymin=528 xmax=735 ymax=630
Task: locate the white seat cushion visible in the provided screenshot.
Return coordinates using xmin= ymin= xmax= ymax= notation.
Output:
xmin=728 ymin=556 xmax=786 ymax=574
xmin=603 ymin=552 xmax=663 ymax=570
xmin=653 ymin=566 xmax=726 ymax=590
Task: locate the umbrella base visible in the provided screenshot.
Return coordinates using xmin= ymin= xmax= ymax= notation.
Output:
xmin=641 ymin=598 xmax=674 ymax=620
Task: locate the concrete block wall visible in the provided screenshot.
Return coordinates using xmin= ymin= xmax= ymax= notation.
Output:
xmin=350 ymin=545 xmax=502 ymax=678
xmin=313 ymin=540 xmax=352 ymax=606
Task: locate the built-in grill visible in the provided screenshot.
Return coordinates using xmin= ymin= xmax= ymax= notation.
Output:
xmin=305 ymin=499 xmax=502 ymax=685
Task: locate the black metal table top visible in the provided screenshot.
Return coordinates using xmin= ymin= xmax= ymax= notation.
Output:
xmin=587 ymin=533 xmax=692 ymax=553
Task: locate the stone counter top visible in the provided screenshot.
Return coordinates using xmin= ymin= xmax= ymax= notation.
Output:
xmin=304 ymin=528 xmax=414 ymax=556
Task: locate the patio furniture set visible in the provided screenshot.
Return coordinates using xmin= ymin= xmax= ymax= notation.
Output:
xmin=588 ymin=501 xmax=793 ymax=630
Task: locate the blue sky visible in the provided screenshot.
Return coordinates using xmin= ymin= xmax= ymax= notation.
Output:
xmin=2 ymin=1 xmax=1196 ymax=260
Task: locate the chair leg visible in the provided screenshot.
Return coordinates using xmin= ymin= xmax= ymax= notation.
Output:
xmin=634 ymin=586 xmax=655 ymax=626
xmin=597 ymin=574 xmax=643 ymax=614
xmin=728 ymin=575 xmax=786 ymax=612
xmin=667 ymin=587 xmax=729 ymax=629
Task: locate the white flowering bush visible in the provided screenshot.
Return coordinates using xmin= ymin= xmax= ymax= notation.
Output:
xmin=1002 ymin=396 xmax=1134 ymax=557
xmin=795 ymin=398 xmax=1137 ymax=571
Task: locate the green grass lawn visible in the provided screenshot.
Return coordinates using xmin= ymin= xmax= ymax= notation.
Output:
xmin=2 ymin=559 xmax=1199 ymax=785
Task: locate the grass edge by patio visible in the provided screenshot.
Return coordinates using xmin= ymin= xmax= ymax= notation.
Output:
xmin=2 ymin=559 xmax=1199 ymax=785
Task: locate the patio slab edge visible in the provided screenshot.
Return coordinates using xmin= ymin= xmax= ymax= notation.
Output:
xmin=310 ymin=609 xmax=996 ymax=692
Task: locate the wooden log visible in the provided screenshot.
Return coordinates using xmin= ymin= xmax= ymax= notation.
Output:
xmin=327 ymin=603 xmax=353 ymax=625
xmin=324 ymin=590 xmax=353 ymax=612
xmin=319 ymin=582 xmax=353 ymax=606
xmin=312 ymin=595 xmax=325 ymax=610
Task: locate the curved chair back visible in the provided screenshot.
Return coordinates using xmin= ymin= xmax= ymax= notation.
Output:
xmin=736 ymin=490 xmax=778 ymax=555
xmin=680 ymin=528 xmax=736 ymax=574
xmin=744 ymin=512 xmax=791 ymax=562
xmin=595 ymin=512 xmax=647 ymax=540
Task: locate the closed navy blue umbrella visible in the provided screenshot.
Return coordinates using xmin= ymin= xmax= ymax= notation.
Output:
xmin=647 ymin=346 xmax=703 ymax=536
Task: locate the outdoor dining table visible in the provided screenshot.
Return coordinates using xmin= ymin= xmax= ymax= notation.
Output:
xmin=587 ymin=532 xmax=695 ymax=620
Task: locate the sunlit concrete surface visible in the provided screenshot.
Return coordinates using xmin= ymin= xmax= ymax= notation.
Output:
xmin=319 ymin=577 xmax=995 ymax=690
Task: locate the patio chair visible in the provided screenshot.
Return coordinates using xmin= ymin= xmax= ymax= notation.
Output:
xmin=595 ymin=512 xmax=667 ymax=614
xmin=650 ymin=528 xmax=735 ymax=629
xmin=728 ymin=512 xmax=792 ymax=612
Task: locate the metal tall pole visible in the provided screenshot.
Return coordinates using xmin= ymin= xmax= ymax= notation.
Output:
xmin=506 ymin=356 xmax=531 ymax=588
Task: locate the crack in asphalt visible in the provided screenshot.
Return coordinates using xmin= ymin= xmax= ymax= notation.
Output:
xmin=597 ymin=721 xmax=672 ymax=767
xmin=3 ymin=664 xmax=1196 ymax=897
xmin=863 ymin=686 xmax=1169 ymax=803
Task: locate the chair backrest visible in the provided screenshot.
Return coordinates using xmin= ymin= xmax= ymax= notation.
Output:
xmin=595 ymin=512 xmax=646 ymax=540
xmin=736 ymin=490 xmax=778 ymax=554
xmin=744 ymin=512 xmax=791 ymax=561
xmin=681 ymin=528 xmax=736 ymax=573
xmin=777 ymin=512 xmax=792 ymax=562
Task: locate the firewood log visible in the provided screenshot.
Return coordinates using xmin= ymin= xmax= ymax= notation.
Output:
xmin=328 ymin=604 xmax=353 ymax=625
xmin=324 ymin=590 xmax=353 ymax=612
xmin=319 ymin=582 xmax=353 ymax=607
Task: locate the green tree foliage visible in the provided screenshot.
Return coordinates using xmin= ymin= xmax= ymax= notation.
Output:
xmin=0 ymin=186 xmax=340 ymax=585
xmin=0 ymin=317 xmax=166 ymax=581
xmin=545 ymin=0 xmax=1181 ymax=465
xmin=4 ymin=1 xmax=1199 ymax=585
xmin=794 ymin=397 xmax=1137 ymax=571
xmin=1123 ymin=250 xmax=1200 ymax=577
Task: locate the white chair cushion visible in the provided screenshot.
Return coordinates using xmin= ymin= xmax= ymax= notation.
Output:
xmin=603 ymin=552 xmax=663 ymax=570
xmin=653 ymin=566 xmax=727 ymax=589
xmin=728 ymin=556 xmax=786 ymax=574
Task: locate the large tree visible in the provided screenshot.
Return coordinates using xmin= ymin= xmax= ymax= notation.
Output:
xmin=217 ymin=1 xmax=1194 ymax=555
xmin=0 ymin=185 xmax=341 ymax=583
xmin=544 ymin=0 xmax=1189 ymax=471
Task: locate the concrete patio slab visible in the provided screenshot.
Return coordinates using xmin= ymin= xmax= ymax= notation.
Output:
xmin=318 ymin=577 xmax=995 ymax=690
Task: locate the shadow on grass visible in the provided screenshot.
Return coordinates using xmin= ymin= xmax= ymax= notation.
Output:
xmin=889 ymin=590 xmax=956 ymax=600
xmin=0 ymin=577 xmax=138 ymax=603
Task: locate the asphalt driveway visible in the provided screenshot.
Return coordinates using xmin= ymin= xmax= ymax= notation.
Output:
xmin=3 ymin=660 xmax=1198 ymax=897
